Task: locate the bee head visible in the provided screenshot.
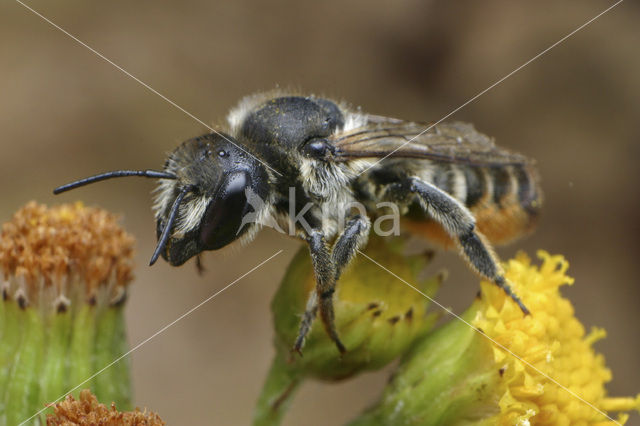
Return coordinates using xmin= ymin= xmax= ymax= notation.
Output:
xmin=153 ymin=133 xmax=271 ymax=266
xmin=53 ymin=132 xmax=271 ymax=268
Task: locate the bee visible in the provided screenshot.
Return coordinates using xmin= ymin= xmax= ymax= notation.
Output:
xmin=54 ymin=91 xmax=542 ymax=354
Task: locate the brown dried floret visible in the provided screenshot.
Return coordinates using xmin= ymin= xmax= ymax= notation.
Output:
xmin=46 ymin=389 xmax=164 ymax=426
xmin=0 ymin=201 xmax=135 ymax=306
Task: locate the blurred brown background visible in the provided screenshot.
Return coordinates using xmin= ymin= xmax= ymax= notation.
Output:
xmin=1 ymin=1 xmax=638 ymax=424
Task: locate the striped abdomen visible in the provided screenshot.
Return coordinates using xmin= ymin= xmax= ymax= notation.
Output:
xmin=405 ymin=162 xmax=542 ymax=246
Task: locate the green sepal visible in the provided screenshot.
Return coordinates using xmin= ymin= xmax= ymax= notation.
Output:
xmin=68 ymin=303 xmax=96 ymax=396
xmin=0 ymin=300 xmax=21 ymax=418
xmin=94 ymin=305 xmax=131 ymax=410
xmin=40 ymin=309 xmax=72 ymax=413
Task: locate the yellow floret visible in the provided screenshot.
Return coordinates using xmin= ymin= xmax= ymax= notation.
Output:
xmin=474 ymin=251 xmax=639 ymax=425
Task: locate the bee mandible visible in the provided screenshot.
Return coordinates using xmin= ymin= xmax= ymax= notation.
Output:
xmin=54 ymin=91 xmax=542 ymax=354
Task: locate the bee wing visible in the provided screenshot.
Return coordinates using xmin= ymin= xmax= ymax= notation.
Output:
xmin=331 ymin=116 xmax=531 ymax=167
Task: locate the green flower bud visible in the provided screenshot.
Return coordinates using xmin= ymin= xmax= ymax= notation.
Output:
xmin=348 ymin=302 xmax=500 ymax=426
xmin=254 ymin=235 xmax=442 ymax=426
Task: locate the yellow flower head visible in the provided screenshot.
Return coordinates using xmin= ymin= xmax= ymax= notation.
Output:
xmin=474 ymin=251 xmax=640 ymax=425
xmin=350 ymin=251 xmax=640 ymax=426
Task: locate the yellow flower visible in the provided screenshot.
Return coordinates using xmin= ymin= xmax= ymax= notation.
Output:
xmin=474 ymin=251 xmax=639 ymax=425
xmin=350 ymin=251 xmax=640 ymax=425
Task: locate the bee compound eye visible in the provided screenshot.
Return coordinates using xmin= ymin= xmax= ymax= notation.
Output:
xmin=199 ymin=171 xmax=250 ymax=250
xmin=301 ymin=138 xmax=332 ymax=159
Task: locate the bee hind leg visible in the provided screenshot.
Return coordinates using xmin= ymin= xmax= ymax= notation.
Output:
xmin=400 ymin=176 xmax=529 ymax=315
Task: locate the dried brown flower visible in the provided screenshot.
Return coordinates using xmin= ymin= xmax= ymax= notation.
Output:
xmin=0 ymin=201 xmax=135 ymax=309
xmin=46 ymin=389 xmax=164 ymax=426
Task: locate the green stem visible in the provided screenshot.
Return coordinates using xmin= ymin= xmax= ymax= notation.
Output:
xmin=253 ymin=353 xmax=301 ymax=426
xmin=4 ymin=308 xmax=45 ymax=426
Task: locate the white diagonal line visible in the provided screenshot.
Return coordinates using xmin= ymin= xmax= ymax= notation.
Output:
xmin=357 ymin=0 xmax=624 ymax=176
xmin=357 ymin=249 xmax=620 ymax=425
xmin=19 ymin=249 xmax=284 ymax=425
xmin=14 ymin=0 xmax=282 ymax=178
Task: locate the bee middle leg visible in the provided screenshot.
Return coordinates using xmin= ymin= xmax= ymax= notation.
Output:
xmin=389 ymin=176 xmax=529 ymax=314
xmin=331 ymin=215 xmax=371 ymax=279
xmin=293 ymin=216 xmax=371 ymax=355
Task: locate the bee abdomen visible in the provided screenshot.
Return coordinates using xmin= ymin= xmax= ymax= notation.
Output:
xmin=463 ymin=163 xmax=542 ymax=244
xmin=513 ymin=163 xmax=542 ymax=217
xmin=462 ymin=166 xmax=485 ymax=207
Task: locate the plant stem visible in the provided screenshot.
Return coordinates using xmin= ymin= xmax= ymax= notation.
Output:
xmin=253 ymin=353 xmax=301 ymax=426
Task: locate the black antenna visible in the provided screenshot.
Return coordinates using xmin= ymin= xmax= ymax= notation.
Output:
xmin=149 ymin=186 xmax=191 ymax=266
xmin=53 ymin=170 xmax=177 ymax=194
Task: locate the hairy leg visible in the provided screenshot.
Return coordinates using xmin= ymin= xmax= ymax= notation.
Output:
xmin=390 ymin=176 xmax=529 ymax=314
xmin=292 ymin=291 xmax=318 ymax=355
xmin=332 ymin=215 xmax=371 ymax=280
xmin=298 ymin=229 xmax=345 ymax=354
xmin=293 ymin=217 xmax=371 ymax=355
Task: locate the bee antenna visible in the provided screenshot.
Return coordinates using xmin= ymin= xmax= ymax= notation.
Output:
xmin=53 ymin=170 xmax=177 ymax=195
xmin=149 ymin=186 xmax=192 ymax=266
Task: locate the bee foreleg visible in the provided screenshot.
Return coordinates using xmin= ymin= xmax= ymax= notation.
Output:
xmin=404 ymin=177 xmax=529 ymax=315
xmin=292 ymin=291 xmax=317 ymax=356
xmin=294 ymin=229 xmax=346 ymax=355
xmin=292 ymin=217 xmax=371 ymax=355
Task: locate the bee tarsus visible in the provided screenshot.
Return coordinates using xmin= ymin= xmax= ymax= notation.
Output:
xmin=293 ymin=291 xmax=318 ymax=356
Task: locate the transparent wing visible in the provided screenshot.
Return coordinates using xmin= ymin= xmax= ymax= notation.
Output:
xmin=331 ymin=116 xmax=532 ymax=167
